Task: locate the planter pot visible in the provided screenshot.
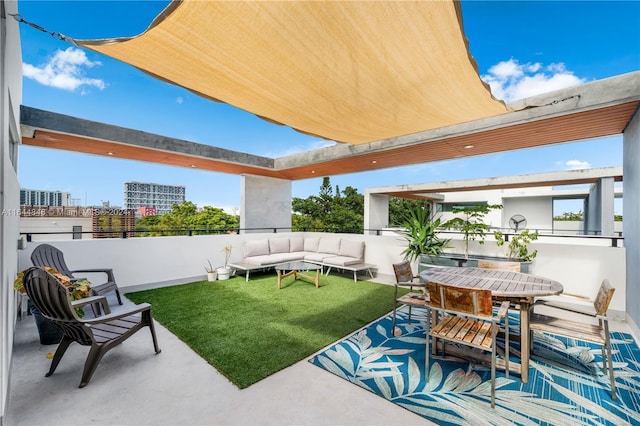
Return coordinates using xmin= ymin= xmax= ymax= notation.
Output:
xmin=28 ymin=299 xmax=63 ymax=345
xmin=419 ymin=254 xmax=531 ymax=273
xmin=207 ymin=271 xmax=218 ymax=281
xmin=216 ymin=267 xmax=232 ymax=281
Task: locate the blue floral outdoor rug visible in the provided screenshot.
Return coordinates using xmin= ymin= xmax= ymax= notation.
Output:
xmin=309 ymin=307 xmax=640 ymax=425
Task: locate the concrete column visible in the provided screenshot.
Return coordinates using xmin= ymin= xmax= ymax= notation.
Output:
xmin=240 ymin=175 xmax=292 ymax=233
xmin=364 ymin=192 xmax=389 ymax=235
xmin=623 ymin=109 xmax=640 ymax=334
xmin=585 ymin=177 xmax=615 ymax=235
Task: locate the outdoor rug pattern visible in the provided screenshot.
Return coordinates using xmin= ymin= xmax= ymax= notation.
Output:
xmin=309 ymin=307 xmax=640 ymax=425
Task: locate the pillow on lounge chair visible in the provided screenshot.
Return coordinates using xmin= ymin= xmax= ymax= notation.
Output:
xmin=244 ymin=239 xmax=270 ymax=257
xmin=290 ymin=237 xmax=304 ymax=252
xmin=304 ymin=237 xmax=320 ymax=252
xmin=318 ymin=237 xmax=341 ymax=255
xmin=339 ymin=239 xmax=364 ymax=260
xmin=269 ymin=238 xmax=290 ymax=254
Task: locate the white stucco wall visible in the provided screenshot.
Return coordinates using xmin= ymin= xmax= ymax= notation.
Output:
xmin=1 ymin=1 xmax=23 ymax=422
xmin=623 ymin=109 xmax=640 ymax=336
xmin=502 ymin=196 xmax=552 ymax=231
xmin=363 ymin=193 xmax=389 ymax=234
xmin=240 ymin=175 xmax=291 ymax=233
xmin=20 ymin=217 xmax=92 ymax=241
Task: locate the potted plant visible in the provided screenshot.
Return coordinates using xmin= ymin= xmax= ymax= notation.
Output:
xmin=494 ymin=229 xmax=539 ymax=262
xmin=399 ymin=203 xmax=450 ymax=263
xmin=443 ymin=204 xmax=503 ymax=258
xmin=216 ymin=244 xmax=233 ymax=280
xmin=205 ymin=260 xmax=217 ymax=281
xmin=15 ymin=266 xmax=92 ymax=344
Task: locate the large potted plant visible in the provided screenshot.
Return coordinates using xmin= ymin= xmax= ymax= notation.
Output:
xmin=399 ymin=204 xmax=450 ymax=263
xmin=443 ymin=204 xmax=503 ymax=258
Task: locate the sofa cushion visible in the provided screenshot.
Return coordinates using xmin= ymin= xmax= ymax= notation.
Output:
xmin=269 ymin=238 xmax=290 ymax=254
xmin=244 ymin=254 xmax=286 ymax=266
xmin=280 ymin=252 xmax=306 ymax=262
xmin=303 ymin=237 xmax=320 ymax=252
xmin=289 ymin=237 xmax=304 ymax=252
xmin=339 ymin=239 xmax=364 ymax=260
xmin=304 ymin=253 xmax=336 ymax=263
xmin=323 ymin=255 xmax=362 ymax=266
xmin=317 ymin=237 xmax=341 ymax=255
xmin=244 ymin=239 xmax=270 ymax=257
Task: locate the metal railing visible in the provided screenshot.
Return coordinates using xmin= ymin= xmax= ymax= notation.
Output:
xmin=21 ymin=226 xmax=624 ymax=247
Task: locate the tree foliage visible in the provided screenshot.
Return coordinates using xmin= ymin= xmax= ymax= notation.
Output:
xmin=553 ymin=211 xmax=584 ymax=221
xmin=389 ymin=197 xmax=434 ymax=227
xmin=135 ymin=201 xmax=239 ymax=236
xmin=291 ymin=177 xmax=364 ymax=233
xmin=443 ymin=204 xmax=503 ymax=258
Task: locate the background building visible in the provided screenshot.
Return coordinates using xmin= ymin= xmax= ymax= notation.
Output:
xmin=124 ymin=182 xmax=186 ymax=216
xmin=20 ymin=188 xmax=70 ymax=206
xmin=20 ymin=206 xmax=136 ymax=241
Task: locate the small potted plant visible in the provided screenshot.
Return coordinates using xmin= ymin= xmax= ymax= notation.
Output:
xmin=216 ymin=244 xmax=233 ymax=280
xmin=494 ymin=229 xmax=539 ymax=262
xmin=205 ymin=260 xmax=217 ymax=281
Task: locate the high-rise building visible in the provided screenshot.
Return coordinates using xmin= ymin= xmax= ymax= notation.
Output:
xmin=20 ymin=188 xmax=71 ymax=207
xmin=124 ymin=182 xmax=186 ymax=216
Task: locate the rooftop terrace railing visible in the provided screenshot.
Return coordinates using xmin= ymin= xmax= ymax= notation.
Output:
xmin=22 ymin=226 xmax=624 ymax=247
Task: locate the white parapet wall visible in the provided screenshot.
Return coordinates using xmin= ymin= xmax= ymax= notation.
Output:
xmin=17 ymin=231 xmax=626 ymax=316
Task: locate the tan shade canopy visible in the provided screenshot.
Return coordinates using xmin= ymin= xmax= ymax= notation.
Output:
xmin=76 ymin=0 xmax=507 ymax=145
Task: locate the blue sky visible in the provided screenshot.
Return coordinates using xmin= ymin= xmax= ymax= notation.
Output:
xmin=16 ymin=1 xmax=639 ymax=213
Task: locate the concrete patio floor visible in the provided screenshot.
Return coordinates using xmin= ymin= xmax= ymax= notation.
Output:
xmin=6 ymin=281 xmax=634 ymax=426
xmin=6 ymin=287 xmax=433 ymax=426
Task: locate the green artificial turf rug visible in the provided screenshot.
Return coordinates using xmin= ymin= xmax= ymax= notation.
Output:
xmin=125 ymin=272 xmax=400 ymax=388
xmin=309 ymin=306 xmax=640 ymax=425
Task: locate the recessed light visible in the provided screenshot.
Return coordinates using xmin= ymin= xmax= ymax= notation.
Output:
xmin=190 ymin=164 xmax=196 ymax=168
xmin=311 ymin=170 xmax=316 ymax=174
xmin=371 ymin=160 xmax=377 ymax=164
xmin=107 ymin=151 xmax=114 ymax=155
xmin=464 ymin=145 xmax=474 ymax=149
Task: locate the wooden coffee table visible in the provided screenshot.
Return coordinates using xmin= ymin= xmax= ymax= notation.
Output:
xmin=275 ymin=261 xmax=322 ymax=289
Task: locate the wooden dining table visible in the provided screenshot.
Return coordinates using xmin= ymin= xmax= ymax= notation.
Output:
xmin=419 ymin=266 xmax=563 ymax=383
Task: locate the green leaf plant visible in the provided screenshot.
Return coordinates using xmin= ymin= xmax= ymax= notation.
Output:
xmin=494 ymin=229 xmax=539 ymax=262
xmin=443 ymin=204 xmax=503 ymax=258
xmin=400 ymin=203 xmax=451 ymax=263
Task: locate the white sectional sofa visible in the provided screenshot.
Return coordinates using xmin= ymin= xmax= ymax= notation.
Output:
xmin=230 ymin=236 xmax=375 ymax=282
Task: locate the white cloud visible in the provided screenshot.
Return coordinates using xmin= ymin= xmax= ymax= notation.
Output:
xmin=482 ymin=58 xmax=586 ymax=102
xmin=23 ymin=47 xmax=105 ymax=93
xmin=559 ymin=159 xmax=591 ymax=170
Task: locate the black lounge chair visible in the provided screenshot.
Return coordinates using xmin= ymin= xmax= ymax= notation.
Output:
xmin=22 ymin=266 xmax=161 ymax=388
xmin=31 ymin=243 xmax=123 ymax=306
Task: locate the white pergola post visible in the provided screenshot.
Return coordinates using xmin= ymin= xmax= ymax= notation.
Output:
xmin=623 ymin=109 xmax=640 ymax=336
xmin=364 ymin=192 xmax=389 ymax=235
xmin=240 ymin=175 xmax=292 ymax=234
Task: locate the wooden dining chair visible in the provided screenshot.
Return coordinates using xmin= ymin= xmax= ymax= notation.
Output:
xmin=391 ymin=261 xmax=428 ymax=335
xmin=529 ymin=279 xmax=617 ymax=400
xmin=477 ymin=259 xmax=521 ymax=272
xmin=426 ymin=281 xmax=510 ymax=408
